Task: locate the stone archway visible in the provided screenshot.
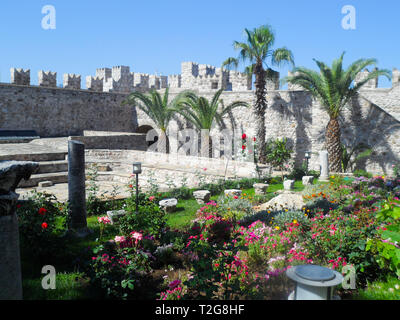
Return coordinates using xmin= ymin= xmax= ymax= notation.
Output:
xmin=136 ymin=125 xmax=158 ymax=147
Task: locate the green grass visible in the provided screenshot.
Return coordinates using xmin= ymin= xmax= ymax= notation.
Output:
xmin=353 ymin=277 xmax=400 ymax=300
xmin=23 ymin=272 xmax=90 ymax=300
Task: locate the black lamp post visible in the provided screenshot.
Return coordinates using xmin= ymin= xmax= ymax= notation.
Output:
xmin=132 ymin=162 xmax=142 ymax=213
xmin=305 ymin=151 xmax=311 ymax=175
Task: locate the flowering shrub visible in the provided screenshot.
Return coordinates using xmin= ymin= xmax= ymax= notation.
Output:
xmin=366 ymin=199 xmax=400 ymax=278
xmin=16 ymin=191 xmax=67 ymax=259
xmin=86 ymin=241 xmax=153 ymax=299
xmin=119 ymin=200 xmax=166 ymax=239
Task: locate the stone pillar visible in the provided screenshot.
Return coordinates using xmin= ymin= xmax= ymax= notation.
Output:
xmin=0 ymin=161 xmax=39 ymax=300
xmin=319 ymin=150 xmax=330 ymax=181
xmin=67 ymin=140 xmax=90 ymax=237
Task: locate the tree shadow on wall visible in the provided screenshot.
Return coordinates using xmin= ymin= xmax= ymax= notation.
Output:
xmin=267 ymin=91 xmax=313 ymax=166
xmin=340 ymin=95 xmax=400 ymax=174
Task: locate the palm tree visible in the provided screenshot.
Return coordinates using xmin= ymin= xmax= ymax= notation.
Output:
xmin=123 ymin=87 xmax=179 ymax=153
xmin=283 ymin=52 xmax=391 ymax=172
xmin=223 ymin=24 xmax=294 ymax=163
xmin=174 ymin=89 xmax=249 ymax=158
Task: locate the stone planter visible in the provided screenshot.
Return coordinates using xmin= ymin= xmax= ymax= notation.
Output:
xmin=283 ymin=179 xmax=295 ymax=190
xmin=106 ymin=209 xmax=126 ymax=225
xmin=302 ymin=176 xmax=314 ymax=186
xmin=253 ymin=183 xmax=269 ymax=195
xmin=159 ymin=198 xmax=178 ymax=213
xmin=193 ymin=190 xmax=211 ymax=204
xmin=0 ymin=160 xmax=39 ymax=300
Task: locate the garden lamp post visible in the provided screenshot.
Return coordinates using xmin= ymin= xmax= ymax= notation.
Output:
xmin=132 ymin=162 xmax=142 ymax=213
xmin=305 ymin=151 xmax=311 ymax=174
xmin=286 ymin=264 xmax=343 ymax=300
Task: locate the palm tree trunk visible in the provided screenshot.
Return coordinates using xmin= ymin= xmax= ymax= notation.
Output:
xmin=325 ymin=118 xmax=342 ymax=172
xmin=200 ymin=131 xmax=213 ymax=158
xmin=254 ymin=61 xmax=267 ymax=163
xmin=157 ymin=130 xmax=170 ymax=154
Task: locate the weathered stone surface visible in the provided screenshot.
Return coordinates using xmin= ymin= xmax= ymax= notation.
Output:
xmin=283 ymin=180 xmax=295 ymax=190
xmin=259 ymin=191 xmax=305 ymax=211
xmin=193 ymin=190 xmax=211 ymax=204
xmin=38 ymin=180 xmax=53 ymax=188
xmin=319 ymin=151 xmax=329 ymax=181
xmin=159 ymin=198 xmax=178 ymax=213
xmin=107 ymin=209 xmax=126 ymax=225
xmin=224 ymin=189 xmax=242 ymax=197
xmin=0 ymin=161 xmax=39 ymax=195
xmin=68 ymin=141 xmax=91 ymax=237
xmin=302 ymin=176 xmax=314 ymax=186
xmin=253 ymin=183 xmax=269 ymax=195
xmin=0 ymin=160 xmax=39 ymax=300
xmin=1 ymin=60 xmax=400 ymax=175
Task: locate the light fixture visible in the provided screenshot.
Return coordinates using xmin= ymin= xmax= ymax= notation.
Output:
xmin=132 ymin=162 xmax=142 ymax=213
xmin=286 ymin=264 xmax=343 ymax=300
xmin=132 ymin=162 xmax=142 ymax=174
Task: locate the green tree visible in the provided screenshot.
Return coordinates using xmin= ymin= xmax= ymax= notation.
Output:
xmin=284 ymin=53 xmax=390 ymax=172
xmin=265 ymin=137 xmax=292 ymax=181
xmin=174 ymin=89 xmax=249 ymax=157
xmin=123 ymin=88 xmax=181 ymax=153
xmin=223 ymin=24 xmax=294 ymax=163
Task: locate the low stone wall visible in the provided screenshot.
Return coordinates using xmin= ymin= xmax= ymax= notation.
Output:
xmin=85 ymin=149 xmax=268 ymax=178
xmin=69 ymin=134 xmax=147 ymax=150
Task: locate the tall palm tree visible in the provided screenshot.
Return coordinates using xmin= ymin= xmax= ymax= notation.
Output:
xmin=174 ymin=89 xmax=249 ymax=158
xmin=123 ymin=87 xmax=179 ymax=153
xmin=223 ymin=24 xmax=294 ymax=163
xmin=284 ymin=52 xmax=391 ymax=172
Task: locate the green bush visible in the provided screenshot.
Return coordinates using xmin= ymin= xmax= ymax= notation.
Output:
xmin=353 ymin=169 xmax=373 ymax=178
xmin=86 ymin=245 xmax=153 ymax=300
xmin=274 ymin=210 xmax=311 ymax=230
xmin=17 ymin=191 xmax=67 ymax=260
xmin=119 ymin=199 xmax=166 ymax=239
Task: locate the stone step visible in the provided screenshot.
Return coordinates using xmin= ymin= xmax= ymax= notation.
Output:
xmin=0 ymin=152 xmax=67 ymax=162
xmin=18 ymin=172 xmax=69 ymax=188
xmin=37 ymin=160 xmax=68 ymax=174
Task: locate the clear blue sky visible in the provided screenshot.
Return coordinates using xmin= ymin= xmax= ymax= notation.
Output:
xmin=0 ymin=0 xmax=397 ymax=88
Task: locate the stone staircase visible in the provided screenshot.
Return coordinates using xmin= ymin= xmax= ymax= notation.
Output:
xmin=0 ymin=147 xmax=69 ymax=188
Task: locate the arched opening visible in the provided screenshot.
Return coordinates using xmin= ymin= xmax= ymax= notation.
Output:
xmin=136 ymin=125 xmax=158 ymax=147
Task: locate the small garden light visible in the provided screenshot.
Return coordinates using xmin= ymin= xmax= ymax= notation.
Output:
xmin=286 ymin=264 xmax=343 ymax=300
xmin=132 ymin=162 xmax=142 ymax=213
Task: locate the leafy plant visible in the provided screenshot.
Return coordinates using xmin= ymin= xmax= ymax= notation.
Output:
xmin=265 ymin=138 xmax=293 ymax=180
xmin=341 ymin=143 xmax=373 ymax=173
xmin=284 ymin=52 xmax=390 ymax=172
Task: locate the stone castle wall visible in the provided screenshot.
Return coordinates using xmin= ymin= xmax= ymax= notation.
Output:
xmin=1 ymin=63 xmax=399 ymax=175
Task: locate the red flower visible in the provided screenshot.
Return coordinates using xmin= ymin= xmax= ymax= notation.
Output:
xmin=253 ymin=137 xmax=256 ymax=142
xmin=41 ymin=222 xmax=48 ymax=229
xmin=17 ymin=204 xmax=22 ymax=209
xmin=242 ymin=145 xmax=246 ymax=150
xmin=129 ymin=184 xmax=133 ymax=189
xmin=242 ymin=133 xmax=247 ymax=140
xmin=38 ymin=208 xmax=47 ymax=215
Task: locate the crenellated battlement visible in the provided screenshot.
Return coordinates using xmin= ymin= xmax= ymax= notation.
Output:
xmin=38 ymin=71 xmax=57 ymax=87
xmin=6 ymin=62 xmax=399 ymax=93
xmin=10 ymin=68 xmax=30 ymax=85
xmin=63 ymin=74 xmax=81 ymax=90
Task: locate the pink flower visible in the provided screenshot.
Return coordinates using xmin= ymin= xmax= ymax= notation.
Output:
xmin=131 ymin=231 xmax=143 ymax=242
xmin=98 ymin=216 xmax=111 ymax=224
xmin=149 ymin=196 xmax=155 ymax=201
xmin=114 ymin=235 xmax=126 ymax=243
xmin=168 ymin=279 xmax=181 ymax=290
